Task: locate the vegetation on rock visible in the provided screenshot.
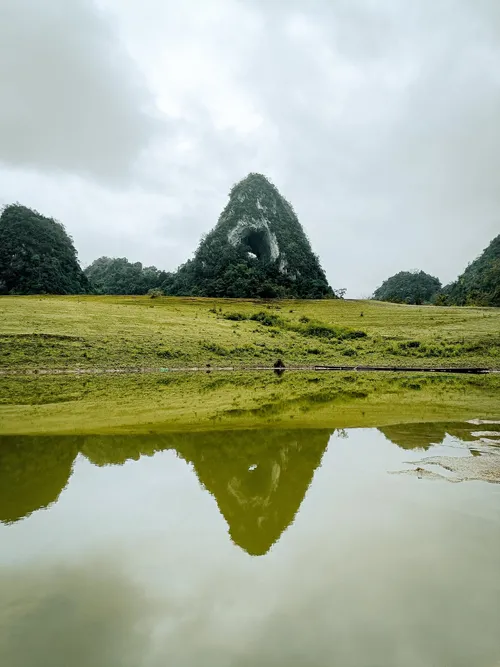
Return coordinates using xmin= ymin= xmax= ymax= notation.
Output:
xmin=442 ymin=235 xmax=500 ymax=307
xmin=373 ymin=270 xmax=441 ymax=305
xmin=84 ymin=256 xmax=168 ymax=295
xmin=163 ymin=173 xmax=333 ymax=299
xmin=0 ymin=204 xmax=88 ymax=295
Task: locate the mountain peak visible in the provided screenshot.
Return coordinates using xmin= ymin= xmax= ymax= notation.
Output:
xmin=167 ymin=173 xmax=333 ymax=298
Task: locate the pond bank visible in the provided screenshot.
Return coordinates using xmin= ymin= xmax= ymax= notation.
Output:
xmin=1 ymin=364 xmax=499 ymax=377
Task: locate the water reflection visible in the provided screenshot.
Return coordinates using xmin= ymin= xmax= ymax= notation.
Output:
xmin=0 ymin=430 xmax=332 ymax=555
xmin=0 ymin=561 xmax=154 ymax=667
xmin=1 ymin=421 xmax=497 ymax=547
xmin=1 ymin=424 xmax=500 ymax=667
xmin=379 ymin=421 xmax=488 ymax=450
xmin=174 ymin=430 xmax=330 ymax=555
xmin=0 ymin=436 xmax=78 ymax=524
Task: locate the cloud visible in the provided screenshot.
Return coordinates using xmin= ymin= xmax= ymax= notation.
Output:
xmin=0 ymin=0 xmax=163 ymax=183
xmin=1 ymin=0 xmax=500 ymax=294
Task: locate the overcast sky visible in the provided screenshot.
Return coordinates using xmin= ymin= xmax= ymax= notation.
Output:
xmin=1 ymin=0 xmax=499 ymax=296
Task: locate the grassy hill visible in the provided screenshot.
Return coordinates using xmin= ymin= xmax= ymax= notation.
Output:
xmin=1 ymin=295 xmax=499 ymax=371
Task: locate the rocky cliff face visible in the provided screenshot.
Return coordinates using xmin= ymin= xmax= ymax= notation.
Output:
xmin=167 ymin=173 xmax=333 ymax=298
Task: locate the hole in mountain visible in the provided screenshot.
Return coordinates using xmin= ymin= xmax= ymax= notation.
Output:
xmin=244 ymin=230 xmax=270 ymax=261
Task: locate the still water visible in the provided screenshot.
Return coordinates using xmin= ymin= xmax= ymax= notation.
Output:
xmin=1 ymin=424 xmax=499 ymax=667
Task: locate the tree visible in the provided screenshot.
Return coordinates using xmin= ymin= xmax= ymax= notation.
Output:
xmin=84 ymin=256 xmax=163 ymax=295
xmin=0 ymin=204 xmax=88 ymax=294
xmin=373 ymin=270 xmax=441 ymax=305
xmin=443 ymin=235 xmax=500 ymax=307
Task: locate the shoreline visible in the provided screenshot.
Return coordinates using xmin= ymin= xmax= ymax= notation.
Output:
xmin=1 ymin=364 xmax=499 ymax=377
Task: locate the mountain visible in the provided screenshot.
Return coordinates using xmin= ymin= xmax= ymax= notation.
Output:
xmin=444 ymin=235 xmax=500 ymax=307
xmin=164 ymin=173 xmax=333 ymax=298
xmin=373 ymin=270 xmax=441 ymax=305
xmin=0 ymin=204 xmax=88 ymax=295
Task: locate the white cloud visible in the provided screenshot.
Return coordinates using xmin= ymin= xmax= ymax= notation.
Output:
xmin=0 ymin=0 xmax=163 ymax=183
xmin=1 ymin=0 xmax=500 ymax=294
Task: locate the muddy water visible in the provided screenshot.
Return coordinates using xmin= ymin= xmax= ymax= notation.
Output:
xmin=1 ymin=423 xmax=499 ymax=667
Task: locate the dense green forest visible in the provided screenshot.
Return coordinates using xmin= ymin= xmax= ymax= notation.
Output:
xmin=441 ymin=235 xmax=500 ymax=307
xmin=84 ymin=257 xmax=169 ymax=295
xmin=0 ymin=205 xmax=88 ymax=295
xmin=1 ymin=197 xmax=499 ymax=305
xmin=373 ymin=271 xmax=442 ymax=305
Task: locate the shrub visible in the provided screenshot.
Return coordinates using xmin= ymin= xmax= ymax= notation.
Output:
xmin=250 ymin=311 xmax=282 ymax=327
xmin=223 ymin=312 xmax=248 ymax=321
xmin=157 ymin=349 xmax=184 ymax=359
xmin=300 ymin=322 xmax=367 ymax=341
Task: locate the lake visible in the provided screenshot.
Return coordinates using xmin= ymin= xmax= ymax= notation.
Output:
xmin=1 ymin=423 xmax=499 ymax=667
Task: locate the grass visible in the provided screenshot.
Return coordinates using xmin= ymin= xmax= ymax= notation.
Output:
xmin=1 ymin=296 xmax=499 ymax=434
xmin=1 ymin=370 xmax=500 ymax=434
xmin=1 ymin=295 xmax=500 ymax=370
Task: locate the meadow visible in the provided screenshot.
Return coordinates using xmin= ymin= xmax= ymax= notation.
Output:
xmin=1 ymin=295 xmax=500 ymax=371
xmin=1 ymin=370 xmax=500 ymax=434
xmin=1 ymin=295 xmax=499 ymax=434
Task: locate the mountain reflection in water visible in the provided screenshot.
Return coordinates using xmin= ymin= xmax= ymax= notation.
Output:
xmin=2 ymin=423 xmax=500 ymax=667
xmin=0 ymin=421 xmax=497 ymax=552
xmin=0 ymin=429 xmax=332 ymax=555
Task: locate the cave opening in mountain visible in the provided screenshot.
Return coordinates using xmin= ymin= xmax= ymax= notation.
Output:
xmin=244 ymin=229 xmax=271 ymax=262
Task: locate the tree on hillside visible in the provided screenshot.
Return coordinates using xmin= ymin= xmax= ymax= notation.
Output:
xmin=165 ymin=173 xmax=334 ymax=299
xmin=0 ymin=204 xmax=88 ymax=295
xmin=373 ymin=270 xmax=442 ymax=305
xmin=443 ymin=235 xmax=500 ymax=307
xmin=84 ymin=256 xmax=166 ymax=295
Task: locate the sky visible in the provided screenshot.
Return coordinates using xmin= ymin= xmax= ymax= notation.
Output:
xmin=1 ymin=0 xmax=499 ymax=297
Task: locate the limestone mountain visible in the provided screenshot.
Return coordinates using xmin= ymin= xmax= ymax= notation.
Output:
xmin=0 ymin=204 xmax=88 ymax=295
xmin=443 ymin=234 xmax=500 ymax=306
xmin=164 ymin=173 xmax=333 ymax=298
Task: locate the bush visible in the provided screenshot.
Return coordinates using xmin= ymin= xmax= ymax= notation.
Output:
xmin=300 ymin=322 xmax=367 ymax=341
xmin=148 ymin=288 xmax=164 ymax=298
xmin=250 ymin=311 xmax=282 ymax=327
xmin=157 ymin=348 xmax=184 ymax=359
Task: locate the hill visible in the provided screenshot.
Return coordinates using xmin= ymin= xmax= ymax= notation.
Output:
xmin=444 ymin=235 xmax=500 ymax=306
xmin=373 ymin=270 xmax=441 ymax=304
xmin=0 ymin=204 xmax=87 ymax=295
xmin=164 ymin=173 xmax=333 ymax=298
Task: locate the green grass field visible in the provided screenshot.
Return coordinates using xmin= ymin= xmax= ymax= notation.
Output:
xmin=1 ymin=370 xmax=500 ymax=434
xmin=1 ymin=296 xmax=499 ymax=434
xmin=1 ymin=295 xmax=500 ymax=370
